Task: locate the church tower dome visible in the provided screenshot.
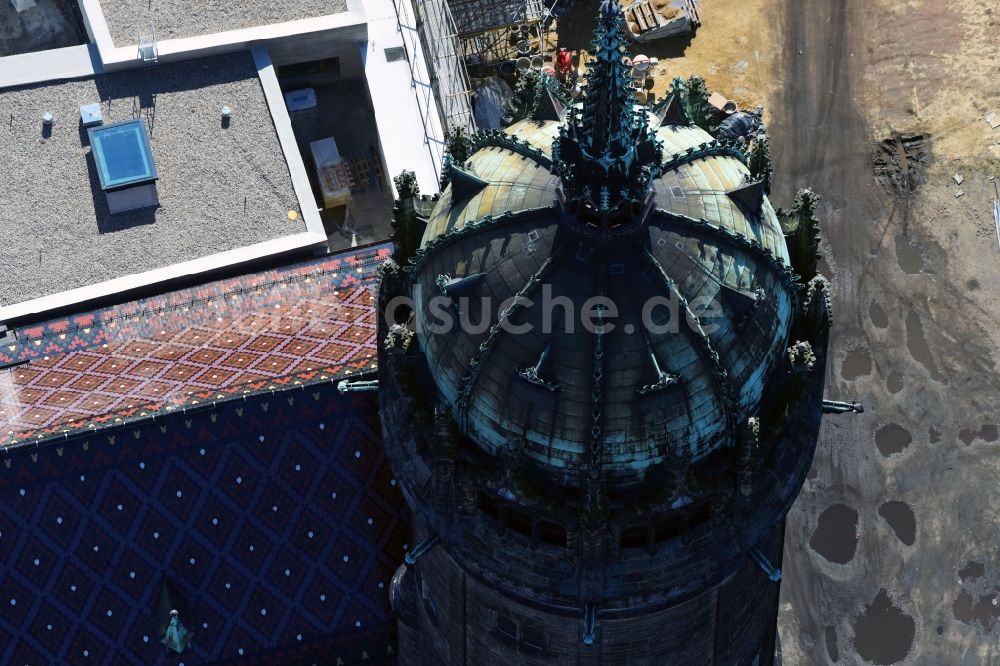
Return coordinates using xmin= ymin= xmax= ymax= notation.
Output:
xmin=378 ymin=2 xmax=832 ymax=663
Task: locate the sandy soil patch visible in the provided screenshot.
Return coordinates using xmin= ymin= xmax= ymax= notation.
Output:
xmin=557 ymin=0 xmax=782 ymax=112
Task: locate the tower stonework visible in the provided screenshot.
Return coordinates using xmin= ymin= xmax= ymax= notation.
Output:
xmin=378 ymin=2 xmax=831 ymax=663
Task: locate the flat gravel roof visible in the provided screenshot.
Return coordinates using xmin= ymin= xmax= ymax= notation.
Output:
xmin=102 ymin=0 xmax=349 ymax=46
xmin=0 ymin=52 xmax=304 ymax=307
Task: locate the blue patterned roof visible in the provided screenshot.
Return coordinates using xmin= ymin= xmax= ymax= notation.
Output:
xmin=0 ymin=383 xmax=408 ymax=664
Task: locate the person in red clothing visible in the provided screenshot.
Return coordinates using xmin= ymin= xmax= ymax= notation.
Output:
xmin=555 ymin=47 xmax=573 ymax=83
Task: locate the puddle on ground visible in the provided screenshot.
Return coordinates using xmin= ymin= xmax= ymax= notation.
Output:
xmin=809 ymin=503 xmax=859 ymax=564
xmin=878 ymin=501 xmax=916 ymax=546
xmin=953 ymin=590 xmax=1000 ymax=630
xmin=905 ymin=310 xmax=942 ymax=381
xmin=958 ymin=561 xmax=985 ymax=582
xmin=959 ymin=424 xmax=998 ymax=445
xmin=974 ymin=595 xmax=1000 ymax=630
xmin=894 ymin=235 xmax=924 ymax=274
xmin=875 ymin=424 xmax=912 ymax=456
xmin=825 ymin=626 xmax=839 ymax=662
xmin=886 ymin=370 xmax=904 ymax=394
xmin=852 ymin=589 xmax=915 ymax=665
xmin=869 ymin=302 xmax=889 ymax=329
xmin=953 ymin=591 xmax=975 ymax=623
xmin=841 ymin=349 xmax=872 ymax=381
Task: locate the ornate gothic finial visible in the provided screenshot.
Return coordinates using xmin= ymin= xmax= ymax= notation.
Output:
xmin=747 ymin=133 xmax=772 ymax=190
xmin=445 ymin=127 xmax=471 ymax=165
xmin=684 ymin=75 xmax=712 ymax=132
xmin=787 ymin=341 xmax=817 ymax=373
xmin=791 ymin=188 xmax=822 ymax=279
xmin=800 ymin=274 xmax=832 ymax=340
xmin=554 ymin=0 xmax=663 ymax=225
xmin=581 ymin=1 xmax=632 ymax=154
xmin=391 ymin=171 xmax=421 ymax=266
xmin=162 ymin=610 xmax=192 ymax=654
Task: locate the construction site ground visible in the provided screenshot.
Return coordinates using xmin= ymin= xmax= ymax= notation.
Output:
xmin=773 ymin=0 xmax=1000 ymax=663
xmin=556 ymin=0 xmax=780 ymax=111
xmin=557 ymin=0 xmax=1000 ymax=663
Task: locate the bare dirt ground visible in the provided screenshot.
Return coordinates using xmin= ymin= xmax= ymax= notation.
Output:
xmin=768 ymin=0 xmax=1000 ymax=664
xmin=555 ymin=0 xmax=781 ymax=110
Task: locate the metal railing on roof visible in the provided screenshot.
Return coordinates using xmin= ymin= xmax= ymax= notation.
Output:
xmin=138 ymin=28 xmax=158 ymax=63
xmin=390 ymin=0 xmax=476 ymax=156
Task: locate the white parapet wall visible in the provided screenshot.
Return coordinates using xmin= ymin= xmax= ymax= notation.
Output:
xmin=77 ymin=0 xmax=368 ymax=69
xmin=361 ymin=0 xmax=447 ymax=197
xmin=0 ymin=232 xmax=328 ymax=323
xmin=0 ymin=44 xmax=103 ymax=89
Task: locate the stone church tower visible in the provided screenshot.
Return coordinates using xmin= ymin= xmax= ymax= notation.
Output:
xmin=378 ymin=2 xmax=831 ymax=663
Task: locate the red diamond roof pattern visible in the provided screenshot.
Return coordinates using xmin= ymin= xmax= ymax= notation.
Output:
xmin=0 ymin=243 xmax=391 ymax=447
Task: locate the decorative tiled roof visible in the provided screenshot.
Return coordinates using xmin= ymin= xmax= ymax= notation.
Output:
xmin=0 ymin=383 xmax=408 ymax=664
xmin=1 ymin=243 xmax=391 ymax=448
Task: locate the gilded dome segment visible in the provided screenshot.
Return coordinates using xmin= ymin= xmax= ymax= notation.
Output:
xmin=424 ymin=120 xmax=789 ymax=274
xmin=505 ymin=118 xmax=562 ymax=156
xmin=651 ymin=123 xmax=789 ymax=264
xmin=423 ymin=141 xmax=559 ymax=244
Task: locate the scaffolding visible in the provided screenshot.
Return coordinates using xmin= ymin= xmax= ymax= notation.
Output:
xmin=450 ymin=0 xmax=547 ymax=70
xmin=391 ymin=0 xmax=476 ymax=143
xmin=449 ymin=0 xmax=544 ymax=36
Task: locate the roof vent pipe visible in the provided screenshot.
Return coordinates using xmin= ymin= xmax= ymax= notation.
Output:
xmin=42 ymin=112 xmax=54 ymax=125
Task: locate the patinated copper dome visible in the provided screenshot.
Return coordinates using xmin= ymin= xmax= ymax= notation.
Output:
xmin=408 ymin=5 xmax=798 ymax=490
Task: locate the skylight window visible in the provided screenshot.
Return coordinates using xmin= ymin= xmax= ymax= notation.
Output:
xmin=88 ymin=119 xmax=158 ymax=190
